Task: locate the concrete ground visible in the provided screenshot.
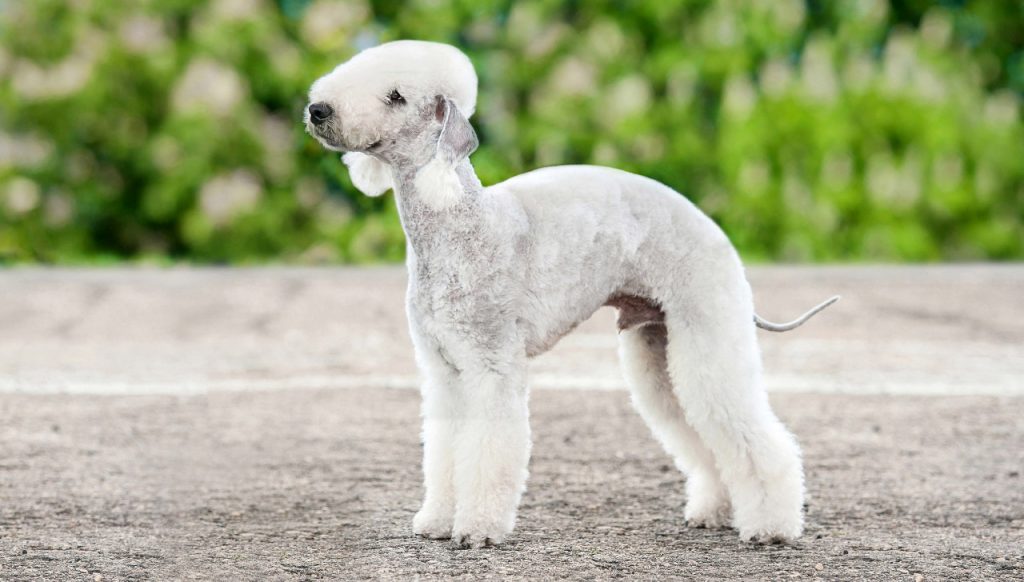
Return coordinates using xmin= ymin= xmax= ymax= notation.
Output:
xmin=0 ymin=265 xmax=1022 ymax=580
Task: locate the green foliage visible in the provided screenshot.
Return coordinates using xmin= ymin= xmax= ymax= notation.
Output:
xmin=1 ymin=0 xmax=1022 ymax=263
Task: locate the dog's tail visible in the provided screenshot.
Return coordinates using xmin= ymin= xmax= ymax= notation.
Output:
xmin=754 ymin=295 xmax=840 ymax=332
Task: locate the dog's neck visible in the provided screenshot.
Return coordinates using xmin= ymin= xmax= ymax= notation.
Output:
xmin=390 ymin=158 xmax=489 ymax=262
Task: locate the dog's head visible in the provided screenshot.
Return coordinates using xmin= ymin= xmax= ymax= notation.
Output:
xmin=305 ymin=41 xmax=478 ymax=200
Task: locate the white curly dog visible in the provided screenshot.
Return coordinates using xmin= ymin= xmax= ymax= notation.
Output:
xmin=305 ymin=41 xmax=837 ymax=548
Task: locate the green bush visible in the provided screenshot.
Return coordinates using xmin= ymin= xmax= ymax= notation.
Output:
xmin=1 ymin=0 xmax=1021 ymax=263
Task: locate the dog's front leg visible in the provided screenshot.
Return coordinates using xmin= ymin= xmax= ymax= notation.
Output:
xmin=413 ymin=370 xmax=460 ymax=539
xmin=411 ymin=333 xmax=460 ymax=539
xmin=450 ymin=361 xmax=531 ymax=549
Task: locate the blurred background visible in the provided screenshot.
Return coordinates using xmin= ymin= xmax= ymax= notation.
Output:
xmin=0 ymin=0 xmax=1021 ymax=265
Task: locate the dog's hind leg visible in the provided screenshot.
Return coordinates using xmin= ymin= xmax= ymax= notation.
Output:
xmin=661 ymin=260 xmax=805 ymax=542
xmin=618 ymin=324 xmax=731 ymax=528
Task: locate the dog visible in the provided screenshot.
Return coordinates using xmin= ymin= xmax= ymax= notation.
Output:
xmin=305 ymin=40 xmax=837 ymax=548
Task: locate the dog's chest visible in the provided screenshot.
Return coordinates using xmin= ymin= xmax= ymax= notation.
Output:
xmin=406 ymin=258 xmax=515 ymax=349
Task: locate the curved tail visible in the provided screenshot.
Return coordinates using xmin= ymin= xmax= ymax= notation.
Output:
xmin=754 ymin=295 xmax=840 ymax=332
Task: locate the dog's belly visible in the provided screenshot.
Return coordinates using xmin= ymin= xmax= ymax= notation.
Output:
xmin=604 ymin=294 xmax=665 ymax=331
xmin=522 ymin=307 xmax=593 ymax=358
xmin=522 ymin=292 xmax=665 ymax=358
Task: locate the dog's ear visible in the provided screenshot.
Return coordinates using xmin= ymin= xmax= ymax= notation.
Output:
xmin=414 ymin=95 xmax=478 ymax=210
xmin=342 ymin=152 xmax=392 ymax=197
xmin=432 ymin=95 xmax=478 ymax=164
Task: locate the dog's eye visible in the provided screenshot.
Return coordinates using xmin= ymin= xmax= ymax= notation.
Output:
xmin=386 ymin=89 xmax=405 ymax=106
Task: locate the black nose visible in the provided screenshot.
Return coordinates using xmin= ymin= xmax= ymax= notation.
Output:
xmin=308 ymin=102 xmax=332 ymax=125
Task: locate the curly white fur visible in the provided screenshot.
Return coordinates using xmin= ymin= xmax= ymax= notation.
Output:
xmin=342 ymin=152 xmax=392 ymax=196
xmin=413 ymin=155 xmax=463 ymax=210
xmin=307 ymin=40 xmax=825 ymax=549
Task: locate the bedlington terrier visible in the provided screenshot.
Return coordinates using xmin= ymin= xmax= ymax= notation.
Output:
xmin=305 ymin=40 xmax=837 ymax=549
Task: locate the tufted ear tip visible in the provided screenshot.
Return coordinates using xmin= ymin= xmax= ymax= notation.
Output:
xmin=413 ymin=155 xmax=463 ymax=210
xmin=342 ymin=152 xmax=392 ymax=197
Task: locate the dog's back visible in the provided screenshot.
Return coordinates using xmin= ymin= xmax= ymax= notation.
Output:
xmin=487 ymin=164 xmax=735 ymax=355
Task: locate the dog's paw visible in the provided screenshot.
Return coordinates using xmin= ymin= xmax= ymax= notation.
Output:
xmin=684 ymin=500 xmax=732 ymax=529
xmin=683 ymin=478 xmax=732 ymax=529
xmin=742 ymin=531 xmax=790 ymax=545
xmin=736 ymin=518 xmax=802 ymax=545
xmin=452 ymin=531 xmax=502 ymax=549
xmin=733 ymin=500 xmax=803 ymax=544
xmin=413 ymin=507 xmax=453 ymax=540
xmin=450 ymin=516 xmax=513 ymax=549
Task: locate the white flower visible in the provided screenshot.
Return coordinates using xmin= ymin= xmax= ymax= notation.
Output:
xmin=912 ymin=66 xmax=946 ymax=103
xmin=770 ymin=0 xmax=806 ymax=34
xmin=301 ymin=0 xmax=369 ymax=51
xmin=984 ymin=91 xmax=1020 ymax=127
xmin=260 ymin=114 xmax=295 ymax=181
xmin=508 ymin=4 xmax=544 ymax=49
xmin=465 ymin=19 xmax=498 ymax=44
xmin=535 ymin=134 xmax=568 ymax=167
xmin=782 ymin=170 xmax=812 ymax=211
xmin=525 ymin=24 xmax=567 ymax=60
xmin=151 ymin=137 xmax=182 ymax=173
xmin=841 ymin=53 xmax=876 ymax=93
xmin=867 ymin=151 xmax=922 ymax=209
xmin=820 ymin=152 xmax=853 ymax=188
xmin=267 ymin=36 xmax=301 ymax=78
xmin=630 ymin=134 xmax=666 ymax=163
xmin=866 ymin=152 xmax=898 ymax=205
xmin=0 ymin=132 xmax=53 ymax=170
xmin=698 ymin=8 xmax=739 ymax=48
xmin=11 ymin=29 xmax=103 ymax=99
xmin=920 ymin=9 xmax=953 ymax=49
xmin=316 ymin=197 xmax=353 ymax=229
xmin=722 ymin=74 xmax=757 ymax=118
xmin=3 ymin=177 xmax=41 ymax=216
xmin=849 ymin=0 xmax=889 ymax=25
xmin=760 ymin=58 xmax=793 ymax=98
xmin=603 ymin=75 xmax=653 ymax=125
xmin=591 ymin=141 xmax=619 ymax=165
xmin=666 ymin=65 xmax=698 ymax=107
xmin=210 ymin=0 xmax=268 ymax=22
xmin=882 ymin=31 xmax=917 ymax=94
xmin=585 ymin=20 xmax=626 ymax=62
xmin=44 ymin=190 xmax=75 ymax=227
xmin=65 ymin=152 xmax=97 ymax=182
xmin=799 ymin=36 xmax=838 ymax=103
xmin=119 ymin=15 xmax=169 ymax=54
xmin=0 ymin=47 xmax=10 ymax=78
xmin=548 ymin=57 xmax=597 ymax=97
xmin=172 ymin=58 xmax=250 ymax=117
xmin=973 ymin=163 xmax=996 ymax=202
xmin=738 ymin=159 xmax=771 ymax=195
xmin=295 ymin=177 xmax=326 ymax=210
xmin=198 ymin=170 xmax=264 ymax=227
xmin=931 ymin=154 xmax=963 ymax=190
xmin=785 ymin=168 xmax=837 ymax=231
